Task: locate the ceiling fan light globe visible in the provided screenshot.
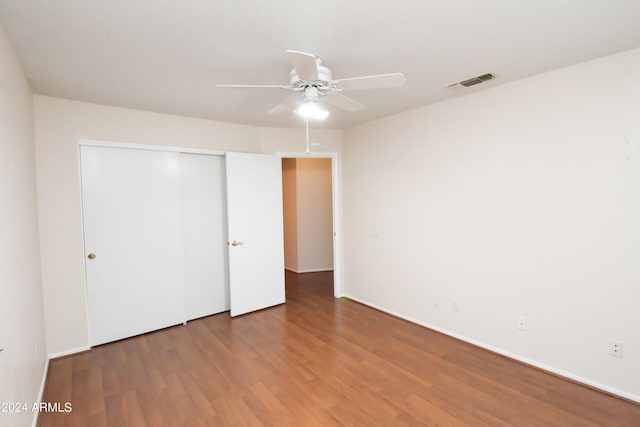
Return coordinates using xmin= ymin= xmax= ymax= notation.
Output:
xmin=315 ymin=110 xmax=329 ymax=120
xmin=295 ymin=100 xmax=326 ymax=118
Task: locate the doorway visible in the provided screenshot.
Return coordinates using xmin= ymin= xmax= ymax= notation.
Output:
xmin=278 ymin=152 xmax=341 ymax=298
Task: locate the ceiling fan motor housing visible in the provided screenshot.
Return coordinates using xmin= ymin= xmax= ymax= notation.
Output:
xmin=290 ymin=65 xmax=333 ymax=88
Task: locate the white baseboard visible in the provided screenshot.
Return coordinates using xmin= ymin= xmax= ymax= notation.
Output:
xmin=48 ymin=345 xmax=91 ymax=360
xmin=32 ymin=357 xmax=49 ymax=427
xmin=285 ymin=267 xmax=334 ymax=273
xmin=343 ymin=293 xmax=640 ymax=404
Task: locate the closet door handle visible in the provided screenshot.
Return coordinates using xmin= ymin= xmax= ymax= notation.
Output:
xmin=230 ymin=240 xmax=243 ymax=247
xmin=87 ymin=253 xmax=96 ymax=260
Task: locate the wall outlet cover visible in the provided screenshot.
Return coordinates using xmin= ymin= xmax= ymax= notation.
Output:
xmin=517 ymin=316 xmax=527 ymax=331
xmin=609 ymin=340 xmax=623 ymax=358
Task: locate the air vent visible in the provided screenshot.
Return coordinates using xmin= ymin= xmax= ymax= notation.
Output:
xmin=447 ymin=73 xmax=496 ymax=89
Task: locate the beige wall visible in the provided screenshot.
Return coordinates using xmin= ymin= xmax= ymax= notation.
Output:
xmin=282 ymin=158 xmax=298 ymax=270
xmin=0 ymin=23 xmax=47 ymax=426
xmin=33 ymin=96 xmax=343 ymax=355
xmin=296 ymin=158 xmax=334 ymax=272
xmin=282 ymin=158 xmax=334 ymax=273
xmin=342 ymin=48 xmax=640 ymax=400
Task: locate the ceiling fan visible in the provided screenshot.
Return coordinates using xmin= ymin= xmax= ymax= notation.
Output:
xmin=217 ymin=50 xmax=406 ymax=120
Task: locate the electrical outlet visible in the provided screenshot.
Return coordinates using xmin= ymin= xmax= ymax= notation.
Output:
xmin=517 ymin=316 xmax=527 ymax=331
xmin=451 ymin=298 xmax=459 ymax=312
xmin=609 ymin=340 xmax=623 ymax=358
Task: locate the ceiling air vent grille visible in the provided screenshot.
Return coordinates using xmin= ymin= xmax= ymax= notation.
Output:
xmin=447 ymin=73 xmax=496 ymax=89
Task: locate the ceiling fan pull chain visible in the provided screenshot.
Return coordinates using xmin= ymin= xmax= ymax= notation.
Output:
xmin=306 ymin=119 xmax=310 ymax=153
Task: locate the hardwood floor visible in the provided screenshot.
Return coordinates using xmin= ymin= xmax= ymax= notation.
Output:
xmin=39 ymin=271 xmax=640 ymax=426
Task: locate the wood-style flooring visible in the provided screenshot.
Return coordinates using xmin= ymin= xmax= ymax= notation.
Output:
xmin=39 ymin=271 xmax=640 ymax=426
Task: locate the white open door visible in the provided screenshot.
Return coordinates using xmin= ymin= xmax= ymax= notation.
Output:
xmin=225 ymin=152 xmax=285 ymax=316
xmin=81 ymin=146 xmax=185 ymax=346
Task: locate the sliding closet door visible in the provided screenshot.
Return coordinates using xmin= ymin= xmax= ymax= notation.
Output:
xmin=181 ymin=153 xmax=229 ymax=320
xmin=226 ymin=152 xmax=285 ymax=316
xmin=81 ymin=146 xmax=185 ymax=346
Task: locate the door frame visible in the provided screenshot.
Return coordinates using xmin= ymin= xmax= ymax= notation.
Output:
xmin=276 ymin=151 xmax=342 ymax=298
xmin=79 ymin=139 xmax=226 ymax=156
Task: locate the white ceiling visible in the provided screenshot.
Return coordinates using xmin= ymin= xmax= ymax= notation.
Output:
xmin=1 ymin=0 xmax=640 ymax=129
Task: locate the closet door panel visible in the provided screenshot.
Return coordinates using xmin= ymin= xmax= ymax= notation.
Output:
xmin=81 ymin=146 xmax=185 ymax=346
xmin=181 ymin=153 xmax=229 ymax=320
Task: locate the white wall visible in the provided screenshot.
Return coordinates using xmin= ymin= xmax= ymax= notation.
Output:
xmin=33 ymin=96 xmax=343 ymax=355
xmin=0 ymin=23 xmax=47 ymax=427
xmin=258 ymin=126 xmax=342 ymax=155
xmin=295 ymin=158 xmax=333 ymax=272
xmin=342 ymin=48 xmax=640 ymax=400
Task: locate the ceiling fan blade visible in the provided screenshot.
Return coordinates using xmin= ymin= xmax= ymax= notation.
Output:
xmin=334 ymin=73 xmax=406 ymax=91
xmin=323 ymin=93 xmax=365 ymax=112
xmin=286 ymin=50 xmax=319 ymax=81
xmin=217 ymin=84 xmax=292 ymax=89
xmin=268 ymin=95 xmax=302 ymax=114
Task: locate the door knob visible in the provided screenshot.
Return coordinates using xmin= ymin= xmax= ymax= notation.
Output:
xmin=87 ymin=253 xmax=96 ymax=260
xmin=230 ymin=240 xmax=243 ymax=247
